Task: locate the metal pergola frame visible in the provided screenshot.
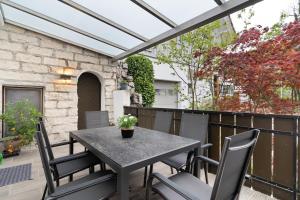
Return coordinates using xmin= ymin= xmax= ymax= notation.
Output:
xmin=0 ymin=3 xmax=4 ymax=26
xmin=0 ymin=0 xmax=263 ymax=60
xmin=130 ymin=0 xmax=177 ymax=28
xmin=58 ymin=0 xmax=148 ymax=42
xmin=113 ymin=0 xmax=263 ymax=60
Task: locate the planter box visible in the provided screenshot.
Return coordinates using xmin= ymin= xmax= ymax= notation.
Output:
xmin=0 ymin=136 xmax=21 ymax=158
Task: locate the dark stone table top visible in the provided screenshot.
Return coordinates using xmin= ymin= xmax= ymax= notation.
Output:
xmin=70 ymin=126 xmax=200 ymax=170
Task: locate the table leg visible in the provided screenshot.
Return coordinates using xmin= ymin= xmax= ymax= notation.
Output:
xmin=193 ymin=147 xmax=200 ymax=178
xmin=69 ymin=135 xmax=74 ymax=182
xmin=69 ymin=135 xmax=74 ymax=155
xmin=117 ymin=171 xmax=129 ymax=200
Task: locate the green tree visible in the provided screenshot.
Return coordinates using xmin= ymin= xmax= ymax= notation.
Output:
xmin=126 ymin=55 xmax=155 ymax=107
xmin=157 ymin=20 xmax=235 ymax=109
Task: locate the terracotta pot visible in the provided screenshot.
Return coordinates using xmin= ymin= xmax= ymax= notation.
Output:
xmin=5 ymin=138 xmax=21 ymax=153
xmin=121 ymin=129 xmax=134 ymax=138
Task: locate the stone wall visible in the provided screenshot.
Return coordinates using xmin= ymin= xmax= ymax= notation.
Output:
xmin=0 ymin=24 xmax=117 ymax=141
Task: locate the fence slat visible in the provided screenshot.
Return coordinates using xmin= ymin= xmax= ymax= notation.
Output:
xmin=252 ymin=116 xmax=272 ymax=196
xmin=208 ymin=114 xmax=220 ymax=173
xmin=273 ymin=117 xmax=295 ymax=199
xmin=173 ymin=111 xmax=182 ymax=135
xmin=236 ymin=115 xmax=252 ymax=187
xmin=220 ymin=114 xmax=235 ymax=148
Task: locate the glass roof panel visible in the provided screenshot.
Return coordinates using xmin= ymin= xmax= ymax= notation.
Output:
xmin=2 ymin=5 xmax=124 ymax=56
xmin=10 ymin=0 xmax=143 ymax=49
xmin=72 ymin=0 xmax=172 ymax=38
xmin=143 ymin=0 xmax=217 ymax=24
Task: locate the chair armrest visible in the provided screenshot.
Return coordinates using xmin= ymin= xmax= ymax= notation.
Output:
xmin=50 ymin=140 xmax=78 ymax=148
xmin=48 ymin=173 xmax=116 ymax=199
xmin=194 ymin=155 xmax=219 ymax=166
xmin=49 ymin=152 xmax=89 ymax=165
xmin=149 ymin=173 xmax=200 ymax=200
xmin=201 ymin=143 xmax=213 ymax=149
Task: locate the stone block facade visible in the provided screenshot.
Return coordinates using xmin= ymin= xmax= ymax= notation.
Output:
xmin=0 ymin=24 xmax=117 ymax=142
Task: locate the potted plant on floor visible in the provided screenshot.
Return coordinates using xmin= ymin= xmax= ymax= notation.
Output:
xmin=118 ymin=114 xmax=137 ymax=138
xmin=0 ymin=100 xmax=41 ymax=157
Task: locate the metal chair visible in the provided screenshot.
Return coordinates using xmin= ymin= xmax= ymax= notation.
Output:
xmin=38 ymin=119 xmax=103 ymax=199
xmin=161 ymin=112 xmax=211 ymax=183
xmin=143 ymin=111 xmax=173 ymax=187
xmin=84 ymin=111 xmax=109 ymax=129
xmin=146 ymin=129 xmax=260 ymax=200
xmin=35 ymin=124 xmax=116 ymax=200
xmin=84 ymin=111 xmax=109 ymax=170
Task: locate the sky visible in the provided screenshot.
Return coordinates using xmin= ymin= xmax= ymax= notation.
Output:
xmin=231 ymin=0 xmax=299 ymax=32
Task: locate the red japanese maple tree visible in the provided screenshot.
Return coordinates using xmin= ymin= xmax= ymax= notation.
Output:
xmin=196 ymin=20 xmax=300 ymax=114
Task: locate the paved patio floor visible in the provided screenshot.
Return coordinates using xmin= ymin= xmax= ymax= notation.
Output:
xmin=0 ymin=143 xmax=276 ymax=200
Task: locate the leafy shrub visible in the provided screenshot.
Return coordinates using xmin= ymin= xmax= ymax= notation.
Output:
xmin=0 ymin=100 xmax=42 ymax=146
xmin=118 ymin=115 xmax=137 ymax=129
xmin=126 ymin=55 xmax=155 ymax=107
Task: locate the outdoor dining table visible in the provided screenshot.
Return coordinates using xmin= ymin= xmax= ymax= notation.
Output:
xmin=69 ymin=126 xmax=201 ymax=200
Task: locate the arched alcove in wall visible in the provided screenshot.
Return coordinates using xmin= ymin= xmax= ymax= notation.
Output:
xmin=77 ymin=72 xmax=103 ymax=130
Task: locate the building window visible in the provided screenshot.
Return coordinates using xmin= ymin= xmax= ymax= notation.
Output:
xmin=221 ymin=85 xmax=234 ymax=96
xmin=2 ymin=86 xmax=44 ymax=137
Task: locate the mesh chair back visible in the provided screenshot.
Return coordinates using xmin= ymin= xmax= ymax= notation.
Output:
xmin=179 ymin=113 xmax=209 ymax=143
xmin=39 ymin=118 xmax=54 ymax=161
xmin=35 ymin=123 xmax=55 ymax=194
xmin=39 ymin=118 xmax=60 ymax=181
xmin=85 ymin=111 xmax=109 ymax=129
xmin=153 ymin=111 xmax=173 ymax=133
xmin=211 ymin=129 xmax=260 ymax=200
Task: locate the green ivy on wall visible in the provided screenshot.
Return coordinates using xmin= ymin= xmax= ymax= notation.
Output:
xmin=126 ymin=55 xmax=155 ymax=107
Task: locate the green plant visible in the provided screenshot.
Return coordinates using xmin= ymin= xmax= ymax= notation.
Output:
xmin=0 ymin=153 xmax=3 ymax=165
xmin=126 ymin=55 xmax=155 ymax=107
xmin=118 ymin=115 xmax=137 ymax=129
xmin=157 ymin=20 xmax=236 ymax=110
xmin=0 ymin=100 xmax=42 ymax=146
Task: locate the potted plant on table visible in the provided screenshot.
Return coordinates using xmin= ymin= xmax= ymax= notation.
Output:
xmin=118 ymin=115 xmax=138 ymax=138
xmin=0 ymin=100 xmax=41 ymax=157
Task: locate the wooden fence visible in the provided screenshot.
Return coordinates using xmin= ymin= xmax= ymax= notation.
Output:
xmin=124 ymin=106 xmax=300 ymax=200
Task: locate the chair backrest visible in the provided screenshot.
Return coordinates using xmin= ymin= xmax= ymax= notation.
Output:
xmin=85 ymin=111 xmax=109 ymax=129
xmin=35 ymin=123 xmax=55 ymax=194
xmin=179 ymin=112 xmax=209 ymax=143
xmin=210 ymin=129 xmax=260 ymax=200
xmin=153 ymin=111 xmax=173 ymax=133
xmin=39 ymin=118 xmax=54 ymax=161
xmin=39 ymin=118 xmax=60 ymax=181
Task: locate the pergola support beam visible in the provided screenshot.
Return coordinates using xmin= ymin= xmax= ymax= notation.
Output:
xmin=113 ymin=0 xmax=263 ymax=61
xmin=0 ymin=0 xmax=128 ymax=51
xmin=0 ymin=4 xmax=5 ymax=26
xmin=5 ymin=19 xmax=114 ymax=57
xmin=130 ymin=0 xmax=177 ymax=28
xmin=58 ymin=0 xmax=148 ymax=42
xmin=214 ymin=0 xmax=224 ymax=5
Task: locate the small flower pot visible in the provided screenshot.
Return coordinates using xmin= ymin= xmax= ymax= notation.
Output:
xmin=121 ymin=129 xmax=134 ymax=138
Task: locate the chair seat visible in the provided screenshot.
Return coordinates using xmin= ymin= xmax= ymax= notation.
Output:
xmin=50 ymin=170 xmax=116 ymax=200
xmin=161 ymin=152 xmax=188 ymax=170
xmin=153 ymin=172 xmax=212 ymax=200
xmin=56 ymin=152 xmax=101 ymax=179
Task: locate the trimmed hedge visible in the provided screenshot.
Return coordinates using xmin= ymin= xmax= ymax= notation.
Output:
xmin=126 ymin=55 xmax=155 ymax=107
